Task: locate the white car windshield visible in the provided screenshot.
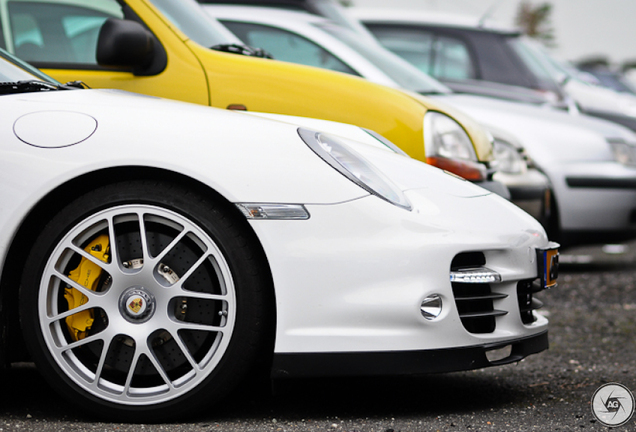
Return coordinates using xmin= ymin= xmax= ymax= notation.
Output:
xmin=317 ymin=22 xmax=451 ymax=95
xmin=507 ymin=37 xmax=570 ymax=85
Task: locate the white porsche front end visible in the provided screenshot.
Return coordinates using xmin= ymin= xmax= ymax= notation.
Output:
xmin=260 ymin=132 xmax=553 ymax=377
xmin=1 ymin=82 xmax=555 ymax=420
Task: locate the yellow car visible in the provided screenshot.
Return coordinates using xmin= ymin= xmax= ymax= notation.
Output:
xmin=0 ymin=0 xmax=497 ymax=186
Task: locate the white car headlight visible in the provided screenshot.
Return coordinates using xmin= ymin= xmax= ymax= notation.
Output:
xmin=492 ymin=139 xmax=528 ymax=174
xmin=609 ymin=140 xmax=636 ymax=166
xmin=423 ymin=111 xmax=486 ymax=181
xmin=298 ymin=128 xmax=411 ymax=211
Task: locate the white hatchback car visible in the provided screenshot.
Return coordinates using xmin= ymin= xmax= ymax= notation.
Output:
xmin=206 ymin=5 xmax=636 ymax=246
xmin=0 ymin=48 xmax=557 ymax=422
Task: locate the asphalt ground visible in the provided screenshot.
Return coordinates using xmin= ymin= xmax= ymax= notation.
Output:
xmin=1 ymin=242 xmax=635 ymax=431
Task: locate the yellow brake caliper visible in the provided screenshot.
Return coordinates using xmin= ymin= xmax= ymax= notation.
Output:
xmin=64 ymin=234 xmax=110 ymax=341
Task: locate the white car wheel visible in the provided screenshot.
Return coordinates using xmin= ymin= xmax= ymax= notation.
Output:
xmin=20 ymin=181 xmax=272 ymax=422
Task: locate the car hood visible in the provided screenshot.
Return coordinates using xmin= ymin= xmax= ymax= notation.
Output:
xmin=564 ymin=79 xmax=636 ymax=118
xmin=4 ymin=89 xmax=494 ymax=206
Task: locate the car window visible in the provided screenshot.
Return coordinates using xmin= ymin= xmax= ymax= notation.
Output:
xmin=7 ymin=0 xmax=123 ymax=65
xmin=431 ymin=35 xmax=473 ymax=80
xmin=366 ymin=26 xmax=435 ymax=74
xmin=319 ymin=22 xmax=449 ymax=94
xmin=148 ymin=0 xmax=239 ymax=48
xmin=221 ymin=20 xmax=357 ymax=75
xmin=506 ymin=36 xmax=556 ymax=82
xmin=0 ymin=13 xmax=6 ymax=49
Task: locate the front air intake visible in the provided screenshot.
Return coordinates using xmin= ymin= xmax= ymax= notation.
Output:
xmin=517 ymin=280 xmax=544 ymax=324
xmin=450 ymin=252 xmax=507 ymax=334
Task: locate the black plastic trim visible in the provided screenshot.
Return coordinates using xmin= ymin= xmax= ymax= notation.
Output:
xmin=565 ymin=177 xmax=636 ymax=189
xmin=507 ymin=184 xmax=549 ymax=201
xmin=271 ymin=331 xmax=548 ymax=378
xmin=455 ymin=292 xmax=508 ymax=301
xmin=33 ymin=62 xmax=130 ymax=72
xmin=459 ymin=309 xmax=508 ymax=319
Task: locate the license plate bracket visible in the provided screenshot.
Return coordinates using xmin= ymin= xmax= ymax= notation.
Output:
xmin=537 ymin=242 xmax=559 ymax=289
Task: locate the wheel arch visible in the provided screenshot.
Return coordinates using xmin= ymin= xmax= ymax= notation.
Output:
xmin=1 ymin=166 xmax=277 ymax=366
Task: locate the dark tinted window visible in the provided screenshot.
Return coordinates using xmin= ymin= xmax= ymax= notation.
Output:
xmin=431 ymin=35 xmax=473 ymax=79
xmin=0 ymin=16 xmax=5 ymax=49
xmin=367 ymin=25 xmax=434 ymax=74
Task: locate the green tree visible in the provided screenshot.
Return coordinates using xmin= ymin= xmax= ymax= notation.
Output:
xmin=515 ymin=1 xmax=556 ymax=47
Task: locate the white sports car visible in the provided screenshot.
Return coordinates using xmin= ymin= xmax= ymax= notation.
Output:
xmin=0 ymin=49 xmax=557 ymax=422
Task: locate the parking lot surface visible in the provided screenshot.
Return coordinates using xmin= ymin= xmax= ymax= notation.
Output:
xmin=2 ymin=243 xmax=635 ymax=431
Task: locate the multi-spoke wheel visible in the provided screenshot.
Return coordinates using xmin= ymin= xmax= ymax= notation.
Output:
xmin=20 ymin=181 xmax=272 ymax=422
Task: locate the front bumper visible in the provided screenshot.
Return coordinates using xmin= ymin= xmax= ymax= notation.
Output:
xmin=272 ymin=331 xmax=548 ymax=378
xmin=247 ymin=186 xmax=551 ymax=363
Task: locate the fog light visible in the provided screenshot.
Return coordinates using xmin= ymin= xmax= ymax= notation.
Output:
xmin=420 ymin=295 xmax=442 ymax=320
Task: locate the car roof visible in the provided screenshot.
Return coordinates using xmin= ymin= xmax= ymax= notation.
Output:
xmin=351 ymin=8 xmax=521 ymax=36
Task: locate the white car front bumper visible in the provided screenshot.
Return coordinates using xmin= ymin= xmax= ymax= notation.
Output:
xmin=245 ymin=186 xmax=553 ymax=377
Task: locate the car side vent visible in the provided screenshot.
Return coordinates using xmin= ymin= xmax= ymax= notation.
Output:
xmin=450 ymin=252 xmax=507 ymax=334
xmin=517 ymin=280 xmax=544 ymax=324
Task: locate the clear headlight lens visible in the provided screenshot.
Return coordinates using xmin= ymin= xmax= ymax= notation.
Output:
xmin=492 ymin=139 xmax=528 ymax=174
xmin=609 ymin=140 xmax=636 ymax=166
xmin=298 ymin=128 xmax=411 ymax=211
xmin=423 ymin=111 xmax=486 ymax=181
xmin=424 ymin=111 xmax=476 ymax=161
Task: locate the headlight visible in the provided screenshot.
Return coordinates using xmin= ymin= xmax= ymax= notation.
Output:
xmin=492 ymin=139 xmax=528 ymax=174
xmin=609 ymin=140 xmax=636 ymax=166
xmin=424 ymin=111 xmax=476 ymax=160
xmin=423 ymin=111 xmax=486 ymax=181
xmin=298 ymin=128 xmax=411 ymax=210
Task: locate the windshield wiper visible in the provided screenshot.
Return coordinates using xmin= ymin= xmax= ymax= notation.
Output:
xmin=0 ymin=80 xmax=62 ymax=95
xmin=0 ymin=79 xmax=91 ymax=95
xmin=61 ymin=80 xmax=90 ymax=90
xmin=210 ymin=43 xmax=273 ymax=59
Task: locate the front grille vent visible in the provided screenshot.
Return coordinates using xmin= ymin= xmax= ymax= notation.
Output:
xmin=450 ymin=252 xmax=507 ymax=334
xmin=517 ymin=280 xmax=544 ymax=324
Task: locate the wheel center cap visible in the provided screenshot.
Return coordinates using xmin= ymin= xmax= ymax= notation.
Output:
xmin=120 ymin=288 xmax=155 ymax=323
xmin=127 ymin=295 xmax=147 ymax=316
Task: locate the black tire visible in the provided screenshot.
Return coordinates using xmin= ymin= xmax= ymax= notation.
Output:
xmin=19 ymin=180 xmax=272 ymax=422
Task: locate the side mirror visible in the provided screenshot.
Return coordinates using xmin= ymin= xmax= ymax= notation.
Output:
xmin=96 ymin=18 xmax=166 ymax=76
